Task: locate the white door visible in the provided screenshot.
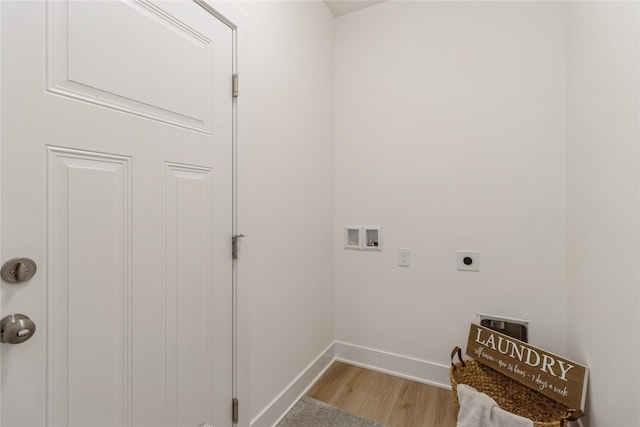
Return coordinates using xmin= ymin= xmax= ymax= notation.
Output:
xmin=0 ymin=1 xmax=233 ymax=426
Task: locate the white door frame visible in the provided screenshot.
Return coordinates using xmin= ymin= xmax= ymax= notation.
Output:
xmin=0 ymin=1 xmax=249 ymax=426
xmin=0 ymin=2 xmax=4 ymax=422
xmin=195 ymin=2 xmax=250 ymax=426
xmin=194 ymin=1 xmax=249 ymax=425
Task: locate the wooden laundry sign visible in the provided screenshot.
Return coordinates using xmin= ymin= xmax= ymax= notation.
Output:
xmin=466 ymin=323 xmax=588 ymax=411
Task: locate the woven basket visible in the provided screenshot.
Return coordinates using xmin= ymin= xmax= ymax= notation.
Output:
xmin=450 ymin=347 xmax=582 ymax=427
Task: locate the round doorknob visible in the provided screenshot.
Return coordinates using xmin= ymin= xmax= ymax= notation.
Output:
xmin=1 ymin=314 xmax=36 ymax=344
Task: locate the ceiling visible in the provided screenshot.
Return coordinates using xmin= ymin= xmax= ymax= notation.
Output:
xmin=324 ymin=0 xmax=386 ymax=17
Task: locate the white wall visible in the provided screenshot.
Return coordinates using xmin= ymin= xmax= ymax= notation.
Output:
xmin=237 ymin=2 xmax=640 ymax=425
xmin=566 ymin=2 xmax=640 ymax=426
xmin=334 ymin=1 xmax=568 ymax=372
xmin=237 ymin=1 xmax=335 ymax=423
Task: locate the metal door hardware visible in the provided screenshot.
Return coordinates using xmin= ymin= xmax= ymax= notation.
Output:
xmin=1 ymin=314 xmax=36 ymax=344
xmin=232 ymin=234 xmax=245 ymax=260
xmin=232 ymin=73 xmax=238 ymax=97
xmin=1 ymin=258 xmax=37 ymax=283
xmin=232 ymin=398 xmax=239 ymax=424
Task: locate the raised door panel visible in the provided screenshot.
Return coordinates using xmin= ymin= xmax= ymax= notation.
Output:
xmin=47 ymin=147 xmax=132 ymax=427
xmin=47 ymin=0 xmax=214 ymax=132
xmin=166 ymin=163 xmax=216 ymax=426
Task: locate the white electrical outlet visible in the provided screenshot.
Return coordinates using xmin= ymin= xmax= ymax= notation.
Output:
xmin=457 ymin=250 xmax=479 ymax=271
xmin=397 ymin=248 xmax=410 ymax=267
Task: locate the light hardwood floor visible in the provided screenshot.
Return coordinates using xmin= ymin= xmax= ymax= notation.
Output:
xmin=307 ymin=362 xmax=457 ymax=427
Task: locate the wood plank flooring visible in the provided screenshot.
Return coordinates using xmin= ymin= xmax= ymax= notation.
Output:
xmin=307 ymin=362 xmax=457 ymax=427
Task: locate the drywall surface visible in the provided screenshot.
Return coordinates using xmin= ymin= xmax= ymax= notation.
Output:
xmin=566 ymin=2 xmax=640 ymax=426
xmin=238 ymin=1 xmax=335 ymax=422
xmin=334 ymin=1 xmax=568 ymax=371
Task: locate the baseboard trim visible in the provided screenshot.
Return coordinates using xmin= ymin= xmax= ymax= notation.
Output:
xmin=334 ymin=341 xmax=452 ymax=390
xmin=250 ymin=342 xmax=335 ymax=427
xmin=250 ymin=341 xmax=452 ymax=427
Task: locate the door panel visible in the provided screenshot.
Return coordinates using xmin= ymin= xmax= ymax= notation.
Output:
xmin=166 ymin=163 xmax=216 ymax=426
xmin=47 ymin=148 xmax=132 ymax=427
xmin=1 ymin=1 xmax=233 ymax=426
xmin=48 ymin=0 xmax=215 ymax=132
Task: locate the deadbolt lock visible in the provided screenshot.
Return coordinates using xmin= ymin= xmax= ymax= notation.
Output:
xmin=0 ymin=314 xmax=36 ymax=344
xmin=1 ymin=258 xmax=37 ymax=284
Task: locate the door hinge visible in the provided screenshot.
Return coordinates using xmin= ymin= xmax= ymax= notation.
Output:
xmin=232 ymin=73 xmax=238 ymax=98
xmin=232 ymin=234 xmax=245 ymax=260
xmin=232 ymin=398 xmax=239 ymax=424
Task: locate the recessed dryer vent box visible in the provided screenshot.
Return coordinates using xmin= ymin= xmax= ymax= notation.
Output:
xmin=363 ymin=225 xmax=382 ymax=251
xmin=478 ymin=314 xmax=529 ymax=343
xmin=344 ymin=226 xmax=362 ymax=250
